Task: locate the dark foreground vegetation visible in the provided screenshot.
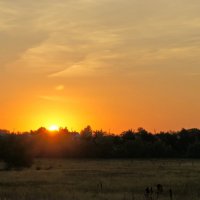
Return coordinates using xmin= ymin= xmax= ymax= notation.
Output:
xmin=1 ymin=126 xmax=200 ymax=168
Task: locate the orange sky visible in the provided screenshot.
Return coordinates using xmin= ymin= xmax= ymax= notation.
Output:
xmin=1 ymin=0 xmax=200 ymax=133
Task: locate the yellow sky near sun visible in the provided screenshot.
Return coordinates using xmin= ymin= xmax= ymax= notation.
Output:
xmin=1 ymin=0 xmax=200 ymax=133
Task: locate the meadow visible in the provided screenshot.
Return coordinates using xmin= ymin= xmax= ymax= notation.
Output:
xmin=0 ymin=159 xmax=199 ymax=200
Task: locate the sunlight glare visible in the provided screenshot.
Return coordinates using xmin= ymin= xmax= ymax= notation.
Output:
xmin=48 ymin=125 xmax=59 ymax=131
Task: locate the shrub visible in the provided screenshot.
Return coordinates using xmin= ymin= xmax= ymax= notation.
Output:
xmin=2 ymin=135 xmax=34 ymax=169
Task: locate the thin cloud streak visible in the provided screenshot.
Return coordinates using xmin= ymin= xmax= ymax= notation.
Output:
xmin=38 ymin=95 xmax=64 ymax=102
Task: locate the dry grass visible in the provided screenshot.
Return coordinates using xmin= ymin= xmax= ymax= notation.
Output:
xmin=0 ymin=159 xmax=199 ymax=199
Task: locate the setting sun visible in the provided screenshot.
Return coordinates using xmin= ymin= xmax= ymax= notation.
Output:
xmin=48 ymin=125 xmax=59 ymax=131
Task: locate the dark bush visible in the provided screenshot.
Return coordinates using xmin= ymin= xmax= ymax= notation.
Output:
xmin=187 ymin=142 xmax=200 ymax=158
xmin=2 ymin=135 xmax=34 ymax=169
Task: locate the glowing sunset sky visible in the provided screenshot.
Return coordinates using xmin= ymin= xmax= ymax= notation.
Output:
xmin=1 ymin=0 xmax=200 ymax=132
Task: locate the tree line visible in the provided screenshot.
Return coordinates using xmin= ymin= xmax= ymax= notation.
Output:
xmin=1 ymin=126 xmax=200 ymax=168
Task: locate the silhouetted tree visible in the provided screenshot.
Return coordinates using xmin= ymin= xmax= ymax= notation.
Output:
xmin=80 ymin=125 xmax=93 ymax=140
xmin=121 ymin=129 xmax=135 ymax=140
xmin=0 ymin=126 xmax=200 ymax=160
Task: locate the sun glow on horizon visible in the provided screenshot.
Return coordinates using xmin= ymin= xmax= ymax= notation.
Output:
xmin=48 ymin=125 xmax=59 ymax=131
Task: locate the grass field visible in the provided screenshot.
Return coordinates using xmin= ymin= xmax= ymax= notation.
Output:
xmin=0 ymin=159 xmax=199 ymax=200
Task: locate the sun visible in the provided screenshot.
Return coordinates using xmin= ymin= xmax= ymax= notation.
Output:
xmin=48 ymin=125 xmax=59 ymax=131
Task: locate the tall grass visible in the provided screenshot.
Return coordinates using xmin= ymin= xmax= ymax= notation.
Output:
xmin=0 ymin=159 xmax=199 ymax=199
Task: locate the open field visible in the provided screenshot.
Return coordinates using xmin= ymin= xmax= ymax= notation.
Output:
xmin=0 ymin=159 xmax=200 ymax=200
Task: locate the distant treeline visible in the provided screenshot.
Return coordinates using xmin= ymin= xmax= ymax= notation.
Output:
xmin=1 ymin=126 xmax=200 ymax=168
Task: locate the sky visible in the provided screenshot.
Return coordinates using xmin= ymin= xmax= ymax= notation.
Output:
xmin=1 ymin=0 xmax=200 ymax=133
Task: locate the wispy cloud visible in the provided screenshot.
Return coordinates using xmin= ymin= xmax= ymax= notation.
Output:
xmin=1 ymin=0 xmax=200 ymax=77
xmin=55 ymin=85 xmax=65 ymax=91
xmin=38 ymin=95 xmax=64 ymax=102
